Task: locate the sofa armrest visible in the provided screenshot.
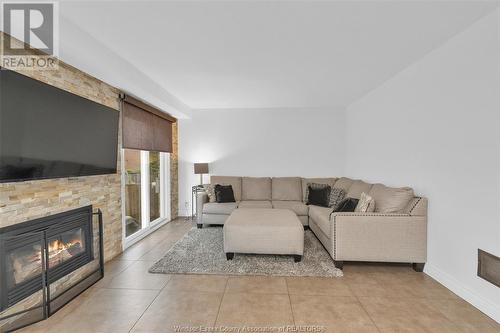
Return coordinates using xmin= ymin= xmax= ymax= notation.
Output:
xmin=196 ymin=191 xmax=208 ymax=222
xmin=331 ymin=213 xmax=427 ymax=263
xmin=408 ymin=197 xmax=428 ymax=216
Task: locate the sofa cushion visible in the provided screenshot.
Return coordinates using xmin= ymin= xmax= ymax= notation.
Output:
xmin=203 ymin=202 xmax=238 ymax=215
xmin=272 ymin=177 xmax=302 ymax=201
xmin=368 ymin=184 xmax=414 ymax=213
xmin=346 ymin=180 xmax=373 ymax=199
xmin=332 ymin=177 xmax=353 ymax=192
xmin=308 ymin=205 xmax=333 ymax=236
xmin=301 ymin=178 xmax=336 ymax=202
xmin=242 ymin=177 xmax=272 ymax=200
xmin=238 ymin=200 xmax=272 ymax=208
xmin=211 ymin=176 xmax=242 ymax=201
xmin=272 ymin=200 xmax=308 ymax=216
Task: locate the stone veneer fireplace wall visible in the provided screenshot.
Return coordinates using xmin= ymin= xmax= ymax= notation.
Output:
xmin=0 ymin=32 xmax=179 ymax=262
xmin=0 ymin=32 xmax=179 ymax=332
xmin=0 ymin=47 xmax=122 ymax=261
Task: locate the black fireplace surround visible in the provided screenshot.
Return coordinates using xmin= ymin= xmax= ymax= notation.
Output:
xmin=0 ymin=206 xmax=95 ymax=311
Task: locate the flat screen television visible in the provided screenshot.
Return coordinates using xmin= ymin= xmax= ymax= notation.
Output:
xmin=0 ymin=69 xmax=120 ymax=183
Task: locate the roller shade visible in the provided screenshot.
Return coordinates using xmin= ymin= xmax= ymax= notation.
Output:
xmin=121 ymin=95 xmax=175 ymax=153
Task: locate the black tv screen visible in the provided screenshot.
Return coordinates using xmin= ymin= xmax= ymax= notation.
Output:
xmin=0 ymin=69 xmax=119 ymax=183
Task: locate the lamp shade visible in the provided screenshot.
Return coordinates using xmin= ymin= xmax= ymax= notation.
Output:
xmin=194 ymin=163 xmax=209 ymax=174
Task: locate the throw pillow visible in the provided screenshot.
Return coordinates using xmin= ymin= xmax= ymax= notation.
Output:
xmin=335 ymin=198 xmax=359 ymax=212
xmin=304 ymin=183 xmax=328 ymax=202
xmin=368 ymin=184 xmax=414 ymax=213
xmin=305 ymin=183 xmax=343 ymax=208
xmin=307 ymin=184 xmax=331 ymax=207
xmin=214 ymin=184 xmax=236 ymax=203
xmin=329 ymin=188 xmax=346 ymax=209
xmin=203 ymin=184 xmax=217 ymax=203
xmin=355 ymin=192 xmax=375 ymax=213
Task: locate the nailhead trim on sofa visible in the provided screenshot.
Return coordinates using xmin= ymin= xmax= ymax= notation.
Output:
xmin=408 ymin=197 xmax=423 ymax=215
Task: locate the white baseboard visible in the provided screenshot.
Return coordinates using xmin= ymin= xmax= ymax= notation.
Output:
xmin=424 ymin=263 xmax=500 ymax=323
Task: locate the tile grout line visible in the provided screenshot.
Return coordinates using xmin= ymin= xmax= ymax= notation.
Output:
xmin=126 ymin=274 xmax=174 ymax=333
xmin=105 ymin=223 xmax=189 ymax=291
xmin=124 ymin=224 xmax=181 ymax=333
xmin=126 ymin=288 xmax=163 ymax=333
xmin=431 ymin=300 xmax=500 ymax=331
xmin=353 ymin=295 xmax=383 ymax=333
xmin=106 ymin=259 xmax=136 ymax=275
xmin=100 ymin=257 xmax=140 ymax=290
xmin=135 ymin=232 xmax=179 ymax=261
xmin=137 ymin=222 xmax=193 ymax=261
xmin=213 ymin=276 xmax=230 ymax=327
xmin=102 ymin=286 xmax=168 ymax=291
xmin=121 ymin=219 xmax=189 ymax=260
xmin=347 ymin=273 xmax=476 ymax=332
xmin=285 ymin=278 xmax=297 ymax=327
xmin=124 ymin=222 xmax=191 ymax=262
xmin=344 ymin=276 xmax=383 ymax=333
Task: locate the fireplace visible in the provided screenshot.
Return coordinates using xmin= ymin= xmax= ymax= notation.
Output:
xmin=0 ymin=206 xmax=94 ymax=311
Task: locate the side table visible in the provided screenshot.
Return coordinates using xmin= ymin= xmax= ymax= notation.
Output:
xmin=191 ymin=185 xmax=206 ymax=218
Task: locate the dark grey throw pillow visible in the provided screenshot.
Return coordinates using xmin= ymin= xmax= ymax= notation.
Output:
xmin=214 ymin=184 xmax=235 ymax=203
xmin=335 ymin=198 xmax=359 ymax=212
xmin=307 ymin=185 xmax=331 ymax=207
xmin=305 ymin=183 xmax=346 ymax=208
xmin=305 ymin=183 xmax=328 ymax=201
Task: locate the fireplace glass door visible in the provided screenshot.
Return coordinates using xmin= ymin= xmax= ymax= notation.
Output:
xmin=6 ymin=238 xmax=44 ymax=289
xmin=0 ymin=231 xmax=48 ymax=333
xmin=6 ymin=226 xmax=86 ymax=290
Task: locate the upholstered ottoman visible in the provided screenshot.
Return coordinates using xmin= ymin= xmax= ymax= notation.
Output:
xmin=223 ymin=208 xmax=304 ymax=262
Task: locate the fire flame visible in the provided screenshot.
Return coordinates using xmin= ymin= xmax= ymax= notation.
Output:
xmin=48 ymin=239 xmax=79 ymax=257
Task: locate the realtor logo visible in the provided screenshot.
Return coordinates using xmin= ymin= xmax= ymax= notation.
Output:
xmin=1 ymin=2 xmax=59 ymax=70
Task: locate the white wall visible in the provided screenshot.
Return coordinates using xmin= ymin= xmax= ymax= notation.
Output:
xmin=178 ymin=108 xmax=345 ymax=216
xmin=345 ymin=9 xmax=500 ymax=322
xmin=176 ymin=9 xmax=500 ymax=322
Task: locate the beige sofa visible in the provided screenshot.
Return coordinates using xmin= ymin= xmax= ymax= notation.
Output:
xmin=196 ymin=176 xmax=427 ymax=271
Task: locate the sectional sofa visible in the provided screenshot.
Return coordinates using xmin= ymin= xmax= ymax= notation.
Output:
xmin=196 ymin=176 xmax=427 ymax=271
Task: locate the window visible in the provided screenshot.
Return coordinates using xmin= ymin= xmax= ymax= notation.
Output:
xmin=123 ymin=149 xmax=170 ymax=245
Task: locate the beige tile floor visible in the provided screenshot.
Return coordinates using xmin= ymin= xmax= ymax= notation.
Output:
xmin=19 ymin=218 xmax=500 ymax=333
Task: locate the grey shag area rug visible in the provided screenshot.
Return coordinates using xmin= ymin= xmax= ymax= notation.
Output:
xmin=149 ymin=227 xmax=343 ymax=277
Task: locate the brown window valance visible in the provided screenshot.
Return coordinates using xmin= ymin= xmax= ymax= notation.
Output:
xmin=121 ymin=95 xmax=176 ymax=153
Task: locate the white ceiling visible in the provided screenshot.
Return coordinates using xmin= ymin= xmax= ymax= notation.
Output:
xmin=58 ymin=1 xmax=499 ymax=115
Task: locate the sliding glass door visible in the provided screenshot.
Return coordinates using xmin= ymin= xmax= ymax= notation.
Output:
xmin=149 ymin=151 xmax=162 ymax=222
xmin=124 ymin=149 xmax=142 ymax=238
xmin=123 ymin=149 xmax=170 ymax=245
